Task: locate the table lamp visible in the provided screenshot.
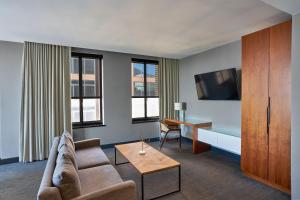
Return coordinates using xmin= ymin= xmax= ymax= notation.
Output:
xmin=174 ymin=102 xmax=187 ymax=121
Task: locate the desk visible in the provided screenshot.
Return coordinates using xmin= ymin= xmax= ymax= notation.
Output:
xmin=165 ymin=118 xmax=212 ymax=154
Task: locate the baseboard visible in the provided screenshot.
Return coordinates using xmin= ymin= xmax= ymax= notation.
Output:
xmin=0 ymin=138 xmax=160 ymax=164
xmin=0 ymin=157 xmax=19 ymax=165
xmin=211 ymin=147 xmax=241 ymax=162
xmin=101 ymin=137 xmax=160 ymax=149
xmin=181 ymin=136 xmax=193 ymax=144
xmin=0 ymin=137 xmax=239 ymax=165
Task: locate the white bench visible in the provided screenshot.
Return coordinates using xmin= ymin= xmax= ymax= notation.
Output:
xmin=198 ymin=128 xmax=241 ymax=155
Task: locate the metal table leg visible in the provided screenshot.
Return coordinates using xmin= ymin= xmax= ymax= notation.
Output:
xmin=142 ymin=174 xmax=144 ymax=200
xmin=114 ymin=147 xmax=129 ymax=165
xmin=179 ymin=165 xmax=181 ymax=191
xmin=141 ymin=165 xmax=181 ymax=200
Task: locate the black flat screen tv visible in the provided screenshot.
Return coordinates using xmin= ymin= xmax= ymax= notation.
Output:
xmin=194 ymin=68 xmax=241 ymax=100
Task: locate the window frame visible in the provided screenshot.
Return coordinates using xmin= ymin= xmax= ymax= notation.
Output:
xmin=131 ymin=58 xmax=159 ymax=123
xmin=71 ymin=52 xmax=104 ymax=129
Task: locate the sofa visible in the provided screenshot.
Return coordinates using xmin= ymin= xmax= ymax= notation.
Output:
xmin=37 ymin=132 xmax=137 ymax=200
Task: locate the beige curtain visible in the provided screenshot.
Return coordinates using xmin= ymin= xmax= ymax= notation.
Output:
xmin=20 ymin=42 xmax=71 ymax=162
xmin=159 ymin=58 xmax=179 ymax=120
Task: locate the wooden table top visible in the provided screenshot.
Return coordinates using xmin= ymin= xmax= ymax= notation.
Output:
xmin=115 ymin=142 xmax=180 ymax=175
xmin=165 ymin=118 xmax=212 ymax=128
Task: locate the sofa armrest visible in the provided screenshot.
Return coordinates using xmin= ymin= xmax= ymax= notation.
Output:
xmin=72 ymin=181 xmax=137 ymax=200
xmin=74 ymin=138 xmax=101 ymax=150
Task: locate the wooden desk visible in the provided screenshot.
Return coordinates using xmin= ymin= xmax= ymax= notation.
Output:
xmin=165 ymin=118 xmax=212 ymax=154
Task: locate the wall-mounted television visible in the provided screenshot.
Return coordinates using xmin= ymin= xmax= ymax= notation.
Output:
xmin=194 ymin=68 xmax=241 ymax=100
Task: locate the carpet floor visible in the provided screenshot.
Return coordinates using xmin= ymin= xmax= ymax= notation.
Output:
xmin=0 ymin=141 xmax=290 ymax=200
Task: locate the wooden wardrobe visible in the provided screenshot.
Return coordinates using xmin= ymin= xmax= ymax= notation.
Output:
xmin=241 ymin=20 xmax=291 ymax=193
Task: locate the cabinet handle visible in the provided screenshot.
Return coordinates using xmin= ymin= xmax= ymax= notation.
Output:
xmin=267 ymin=97 xmax=271 ymax=134
xmin=267 ymin=105 xmax=269 ymax=134
xmin=269 ymin=97 xmax=271 ymax=126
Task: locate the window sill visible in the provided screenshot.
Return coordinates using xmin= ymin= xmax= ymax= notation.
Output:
xmin=132 ymin=118 xmax=159 ymax=124
xmin=72 ymin=124 xmax=106 ymax=129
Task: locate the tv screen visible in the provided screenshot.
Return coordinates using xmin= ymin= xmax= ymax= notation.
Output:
xmin=194 ymin=68 xmax=241 ymax=100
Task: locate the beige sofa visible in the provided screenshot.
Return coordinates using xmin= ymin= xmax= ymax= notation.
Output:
xmin=37 ymin=134 xmax=137 ymax=200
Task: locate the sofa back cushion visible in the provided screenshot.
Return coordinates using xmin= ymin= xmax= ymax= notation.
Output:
xmin=63 ymin=131 xmax=75 ymax=148
xmin=57 ymin=131 xmax=78 ymax=170
xmin=58 ymin=131 xmax=75 ymax=150
xmin=52 ymin=156 xmax=81 ymax=200
xmin=57 ymin=143 xmax=78 ymax=170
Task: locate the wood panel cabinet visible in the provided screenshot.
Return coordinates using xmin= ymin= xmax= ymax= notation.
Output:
xmin=268 ymin=21 xmax=291 ymax=191
xmin=241 ymin=28 xmax=270 ymax=181
xmin=241 ymin=20 xmax=291 ymax=193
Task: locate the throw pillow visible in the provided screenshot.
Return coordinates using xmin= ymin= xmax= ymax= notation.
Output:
xmin=63 ymin=131 xmax=75 ymax=149
xmin=53 ymin=156 xmax=81 ymax=200
xmin=57 ymin=144 xmax=78 ymax=170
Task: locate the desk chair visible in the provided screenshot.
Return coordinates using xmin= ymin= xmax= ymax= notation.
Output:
xmin=159 ymin=120 xmax=181 ymax=150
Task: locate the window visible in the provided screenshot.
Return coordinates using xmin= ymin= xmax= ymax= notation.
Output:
xmin=131 ymin=58 xmax=159 ymax=122
xmin=71 ymin=53 xmax=103 ymax=128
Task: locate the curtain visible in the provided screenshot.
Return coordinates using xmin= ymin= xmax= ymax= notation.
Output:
xmin=159 ymin=58 xmax=179 ymax=120
xmin=20 ymin=42 xmax=71 ymax=162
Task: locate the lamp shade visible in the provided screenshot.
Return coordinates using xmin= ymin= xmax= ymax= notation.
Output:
xmin=174 ymin=102 xmax=187 ymax=111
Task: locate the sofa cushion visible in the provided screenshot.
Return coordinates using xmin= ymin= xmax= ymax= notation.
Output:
xmin=76 ymin=147 xmax=110 ymax=170
xmin=57 ymin=144 xmax=78 ymax=170
xmin=64 ymin=131 xmax=75 ymax=148
xmin=58 ymin=132 xmax=75 ymax=150
xmin=52 ymin=157 xmax=81 ymax=200
xmin=78 ymin=165 xmax=123 ymax=195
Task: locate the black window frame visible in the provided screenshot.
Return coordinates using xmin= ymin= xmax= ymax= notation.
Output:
xmin=71 ymin=52 xmax=104 ymax=129
xmin=131 ymin=58 xmax=159 ymax=123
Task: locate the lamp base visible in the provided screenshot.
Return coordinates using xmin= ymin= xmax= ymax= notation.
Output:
xmin=139 ymin=150 xmax=146 ymax=155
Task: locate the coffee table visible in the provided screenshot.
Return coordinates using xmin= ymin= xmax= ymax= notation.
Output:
xmin=114 ymin=142 xmax=181 ymax=200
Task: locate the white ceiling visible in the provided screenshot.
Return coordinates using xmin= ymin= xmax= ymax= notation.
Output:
xmin=261 ymin=0 xmax=300 ymax=15
xmin=0 ymin=0 xmax=291 ymax=58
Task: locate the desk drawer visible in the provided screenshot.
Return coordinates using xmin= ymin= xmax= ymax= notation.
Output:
xmin=198 ymin=129 xmax=218 ymax=146
xmin=217 ymin=133 xmax=241 ymax=155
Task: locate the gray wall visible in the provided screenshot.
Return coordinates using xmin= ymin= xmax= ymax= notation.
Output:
xmin=0 ymin=41 xmax=23 ymax=159
xmin=292 ymin=13 xmax=300 ymax=200
xmin=0 ymin=41 xmax=159 ymax=159
xmin=179 ymin=41 xmax=241 ymax=137
xmin=72 ymin=47 xmax=159 ymax=144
